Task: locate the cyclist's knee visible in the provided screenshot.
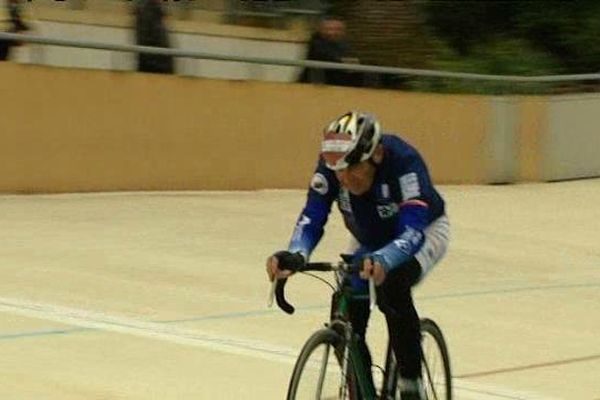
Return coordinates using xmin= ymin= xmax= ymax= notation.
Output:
xmin=383 ymin=257 xmax=422 ymax=290
xmin=376 ymin=259 xmax=422 ymax=315
xmin=377 ymin=289 xmax=414 ymax=316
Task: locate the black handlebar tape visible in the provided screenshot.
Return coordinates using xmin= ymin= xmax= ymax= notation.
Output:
xmin=304 ymin=262 xmax=333 ymax=272
xmin=275 ymin=278 xmax=295 ymax=314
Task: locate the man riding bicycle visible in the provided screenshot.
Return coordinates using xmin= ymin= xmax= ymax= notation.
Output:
xmin=266 ymin=111 xmax=450 ymax=400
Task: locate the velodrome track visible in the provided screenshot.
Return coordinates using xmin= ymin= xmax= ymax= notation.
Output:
xmin=1 ymin=180 xmax=599 ymax=399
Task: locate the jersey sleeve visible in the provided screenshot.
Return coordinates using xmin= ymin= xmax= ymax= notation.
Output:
xmin=371 ymin=150 xmax=434 ymax=272
xmin=288 ymin=160 xmax=338 ymax=260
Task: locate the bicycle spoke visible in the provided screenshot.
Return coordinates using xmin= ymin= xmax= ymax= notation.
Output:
xmin=419 ymin=321 xmax=451 ymax=400
xmin=290 ymin=338 xmax=352 ymax=399
xmin=316 ymin=344 xmax=331 ymax=399
xmin=422 ymin=356 xmax=439 ymax=400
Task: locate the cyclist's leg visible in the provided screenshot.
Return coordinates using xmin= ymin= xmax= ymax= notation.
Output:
xmin=349 ymin=296 xmax=375 ymax=395
xmin=348 ymin=245 xmax=376 ymax=396
xmin=380 ymin=215 xmax=450 ymax=395
xmin=379 ymin=257 xmax=423 ymax=380
xmin=413 ymin=215 xmax=450 ymax=281
xmin=348 ymin=294 xmax=371 ymax=366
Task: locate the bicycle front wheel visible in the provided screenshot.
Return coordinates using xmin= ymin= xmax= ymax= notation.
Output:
xmin=287 ymin=328 xmax=358 ymax=400
xmin=420 ymin=318 xmax=452 ymax=400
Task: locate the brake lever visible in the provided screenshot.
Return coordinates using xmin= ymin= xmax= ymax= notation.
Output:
xmin=368 ymin=278 xmax=377 ymax=311
xmin=267 ymin=279 xmax=277 ymax=308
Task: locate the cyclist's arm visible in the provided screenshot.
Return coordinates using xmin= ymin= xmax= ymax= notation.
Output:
xmin=288 ymin=162 xmax=338 ymax=260
xmin=370 ymin=153 xmax=433 ymax=273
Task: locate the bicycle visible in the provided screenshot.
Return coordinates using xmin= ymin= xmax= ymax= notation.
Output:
xmin=268 ymin=255 xmax=452 ymax=400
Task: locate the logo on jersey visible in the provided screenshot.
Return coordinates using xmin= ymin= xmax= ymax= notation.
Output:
xmin=338 ymin=188 xmax=352 ymax=213
xmin=377 ymin=203 xmax=398 ymax=219
xmin=399 ymin=172 xmax=421 ymax=200
xmin=380 ymin=184 xmax=390 ymax=199
xmin=291 ymin=214 xmax=311 ymax=243
xmin=310 ymin=173 xmax=329 ymax=195
xmin=393 ymin=227 xmax=423 ymax=253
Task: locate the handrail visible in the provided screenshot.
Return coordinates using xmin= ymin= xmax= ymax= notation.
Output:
xmin=2 ymin=32 xmax=600 ymax=83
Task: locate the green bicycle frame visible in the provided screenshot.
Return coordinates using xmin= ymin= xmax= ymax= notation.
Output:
xmin=333 ymin=286 xmax=378 ymax=400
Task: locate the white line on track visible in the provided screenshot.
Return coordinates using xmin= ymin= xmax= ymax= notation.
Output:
xmin=0 ymin=297 xmax=298 ymax=365
xmin=0 ymin=297 xmax=560 ymax=400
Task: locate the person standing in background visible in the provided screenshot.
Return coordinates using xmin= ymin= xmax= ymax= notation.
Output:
xmin=299 ymin=16 xmax=361 ymax=87
xmin=0 ymin=0 xmax=29 ymax=61
xmin=134 ymin=0 xmax=174 ymax=74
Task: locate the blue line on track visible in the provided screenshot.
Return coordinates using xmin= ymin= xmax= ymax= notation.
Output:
xmin=0 ymin=327 xmax=92 ymax=340
xmin=1 ymin=281 xmax=598 ymax=341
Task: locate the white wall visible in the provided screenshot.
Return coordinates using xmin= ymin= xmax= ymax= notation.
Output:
xmin=544 ymin=94 xmax=600 ymax=181
xmin=12 ymin=20 xmax=306 ymax=82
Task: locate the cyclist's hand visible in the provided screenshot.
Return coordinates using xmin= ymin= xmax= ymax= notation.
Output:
xmin=360 ymin=256 xmax=386 ymax=286
xmin=266 ymin=251 xmax=304 ymax=282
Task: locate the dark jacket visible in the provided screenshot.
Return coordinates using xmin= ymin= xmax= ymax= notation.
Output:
xmin=299 ymin=32 xmax=351 ymax=86
xmin=0 ymin=2 xmax=29 ymax=62
xmin=134 ymin=0 xmax=174 ymax=74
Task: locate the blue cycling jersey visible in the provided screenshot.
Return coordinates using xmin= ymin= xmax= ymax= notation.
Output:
xmin=288 ymin=134 xmax=446 ymax=272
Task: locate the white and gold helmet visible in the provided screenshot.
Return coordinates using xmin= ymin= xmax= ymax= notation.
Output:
xmin=321 ymin=111 xmax=382 ymax=170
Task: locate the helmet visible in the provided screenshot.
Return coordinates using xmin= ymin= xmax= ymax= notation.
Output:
xmin=321 ymin=111 xmax=382 ymax=171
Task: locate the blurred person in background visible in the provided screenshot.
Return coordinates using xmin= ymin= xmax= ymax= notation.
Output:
xmin=134 ymin=0 xmax=174 ymax=74
xmin=299 ymin=16 xmax=361 ymax=87
xmin=0 ymin=0 xmax=29 ymax=61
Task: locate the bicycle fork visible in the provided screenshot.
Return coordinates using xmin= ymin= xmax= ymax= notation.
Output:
xmin=343 ymin=331 xmax=379 ymax=400
xmin=339 ymin=328 xmax=352 ymax=399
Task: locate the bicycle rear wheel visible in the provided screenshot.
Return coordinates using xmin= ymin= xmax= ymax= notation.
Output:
xmin=287 ymin=328 xmax=358 ymax=400
xmin=420 ymin=318 xmax=452 ymax=400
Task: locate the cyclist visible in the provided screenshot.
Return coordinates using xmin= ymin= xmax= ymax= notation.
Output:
xmin=266 ymin=111 xmax=450 ymax=400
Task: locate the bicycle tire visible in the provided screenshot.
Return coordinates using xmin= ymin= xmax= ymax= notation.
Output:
xmin=287 ymin=328 xmax=358 ymax=400
xmin=419 ymin=318 xmax=452 ymax=400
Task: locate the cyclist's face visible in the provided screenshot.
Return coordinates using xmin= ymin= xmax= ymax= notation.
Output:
xmin=335 ymin=160 xmax=376 ymax=195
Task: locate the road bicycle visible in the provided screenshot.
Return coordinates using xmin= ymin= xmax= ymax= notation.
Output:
xmin=269 ymin=256 xmax=452 ymax=400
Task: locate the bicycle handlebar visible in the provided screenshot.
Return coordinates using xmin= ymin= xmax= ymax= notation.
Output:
xmin=268 ymin=262 xmax=344 ymax=315
xmin=267 ymin=261 xmax=377 ymax=315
